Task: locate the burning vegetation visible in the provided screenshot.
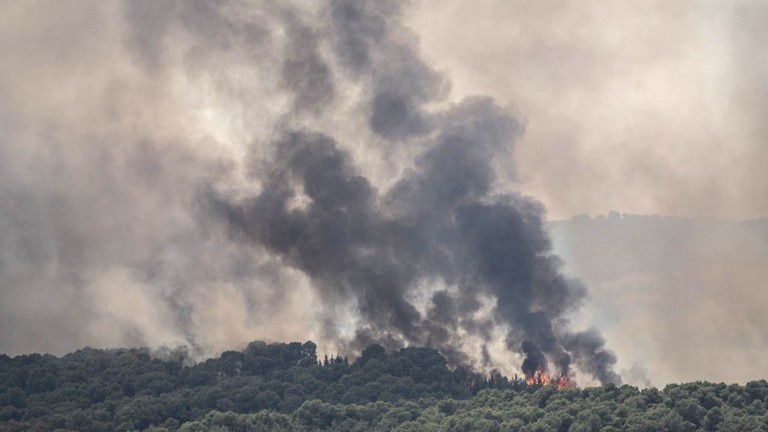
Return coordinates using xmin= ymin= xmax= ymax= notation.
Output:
xmin=524 ymin=368 xmax=575 ymax=390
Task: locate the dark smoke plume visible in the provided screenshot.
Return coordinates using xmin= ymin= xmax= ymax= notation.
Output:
xmin=0 ymin=0 xmax=620 ymax=384
xmin=209 ymin=0 xmax=620 ymax=383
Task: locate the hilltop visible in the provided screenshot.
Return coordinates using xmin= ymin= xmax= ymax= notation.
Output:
xmin=2 ymin=341 xmax=767 ymax=431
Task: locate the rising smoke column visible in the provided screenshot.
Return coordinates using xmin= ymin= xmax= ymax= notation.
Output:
xmin=0 ymin=0 xmax=618 ymax=383
xmin=210 ymin=0 xmax=621 ymax=384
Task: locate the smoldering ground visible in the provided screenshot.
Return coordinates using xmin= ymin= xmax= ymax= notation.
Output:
xmin=1 ymin=0 xmax=635 ymax=384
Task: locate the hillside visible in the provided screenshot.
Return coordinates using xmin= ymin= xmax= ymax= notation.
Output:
xmin=1 ymin=341 xmax=767 ymax=431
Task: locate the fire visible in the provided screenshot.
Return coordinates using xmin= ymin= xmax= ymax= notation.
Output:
xmin=555 ymin=374 xmax=574 ymax=390
xmin=524 ymin=368 xmax=575 ymax=390
xmin=539 ymin=371 xmax=551 ymax=386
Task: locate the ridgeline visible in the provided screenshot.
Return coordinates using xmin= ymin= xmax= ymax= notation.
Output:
xmin=1 ymin=341 xmax=765 ymax=431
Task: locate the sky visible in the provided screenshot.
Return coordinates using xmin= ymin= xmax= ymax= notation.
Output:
xmin=1 ymin=0 xmax=767 ymax=388
xmin=410 ymin=0 xmax=768 ymax=221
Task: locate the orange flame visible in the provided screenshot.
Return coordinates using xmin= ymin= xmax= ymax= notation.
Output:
xmin=524 ymin=373 xmax=536 ymax=386
xmin=539 ymin=371 xmax=551 ymax=386
xmin=554 ymin=373 xmax=574 ymax=390
xmin=524 ymin=367 xmax=574 ymax=390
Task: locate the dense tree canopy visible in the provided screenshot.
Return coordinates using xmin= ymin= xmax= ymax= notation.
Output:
xmin=1 ymin=341 xmax=767 ymax=431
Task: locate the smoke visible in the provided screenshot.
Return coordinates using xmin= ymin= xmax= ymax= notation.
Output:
xmin=552 ymin=214 xmax=768 ymax=386
xmin=409 ymin=1 xmax=768 ymax=222
xmin=0 ymin=0 xmax=619 ymax=383
xmin=205 ymin=0 xmax=619 ymax=382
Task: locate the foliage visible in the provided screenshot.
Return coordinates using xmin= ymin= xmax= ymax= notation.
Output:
xmin=1 ymin=343 xmax=767 ymax=431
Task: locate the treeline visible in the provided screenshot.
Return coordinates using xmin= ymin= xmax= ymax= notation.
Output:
xmin=1 ymin=341 xmax=767 ymax=431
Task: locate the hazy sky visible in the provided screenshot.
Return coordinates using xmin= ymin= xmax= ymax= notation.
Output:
xmin=410 ymin=0 xmax=768 ymax=220
xmin=1 ymin=0 xmax=767 ymax=387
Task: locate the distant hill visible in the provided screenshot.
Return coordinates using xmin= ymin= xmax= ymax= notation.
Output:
xmin=2 ymin=341 xmax=768 ymax=431
xmin=549 ymin=213 xmax=768 ymax=282
xmin=548 ymin=214 xmax=768 ymax=385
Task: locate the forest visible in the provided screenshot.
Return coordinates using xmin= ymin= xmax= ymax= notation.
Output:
xmin=1 ymin=341 xmax=767 ymax=431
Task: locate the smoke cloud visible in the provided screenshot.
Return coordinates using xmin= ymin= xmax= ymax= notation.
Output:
xmin=201 ymin=0 xmax=620 ymax=382
xmin=409 ymin=0 xmax=768 ymax=221
xmin=551 ymin=214 xmax=768 ymax=387
xmin=0 ymin=0 xmax=624 ymax=383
